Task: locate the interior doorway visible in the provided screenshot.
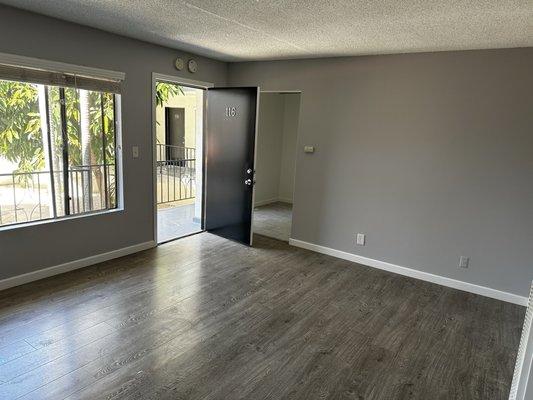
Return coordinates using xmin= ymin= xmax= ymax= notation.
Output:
xmin=253 ymin=91 xmax=301 ymax=242
xmin=153 ymin=77 xmax=206 ymax=244
xmin=152 ymin=77 xmax=260 ymax=247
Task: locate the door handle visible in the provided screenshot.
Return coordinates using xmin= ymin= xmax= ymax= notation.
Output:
xmin=244 ymin=178 xmax=253 ymax=186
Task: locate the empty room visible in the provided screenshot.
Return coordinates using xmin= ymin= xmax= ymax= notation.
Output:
xmin=0 ymin=2 xmax=532 ymax=400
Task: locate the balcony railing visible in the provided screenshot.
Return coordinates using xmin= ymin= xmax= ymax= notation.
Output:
xmin=0 ymin=143 xmax=196 ymax=227
xmin=156 ymin=144 xmax=196 ymax=204
xmin=0 ymin=164 xmax=116 ymax=227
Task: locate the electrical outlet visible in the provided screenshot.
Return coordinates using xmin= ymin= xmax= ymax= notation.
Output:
xmin=356 ymin=233 xmax=365 ymax=246
xmin=132 ymin=146 xmax=139 ymax=159
xmin=459 ymin=256 xmax=469 ymax=268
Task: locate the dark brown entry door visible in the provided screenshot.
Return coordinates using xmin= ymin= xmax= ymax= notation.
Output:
xmin=165 ymin=107 xmax=185 ymax=162
xmin=205 ymin=87 xmax=258 ymax=246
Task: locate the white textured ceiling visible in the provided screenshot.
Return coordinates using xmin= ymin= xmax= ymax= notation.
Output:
xmin=2 ymin=0 xmax=532 ymax=61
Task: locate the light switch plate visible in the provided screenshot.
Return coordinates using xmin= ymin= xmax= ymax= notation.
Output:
xmin=132 ymin=146 xmax=139 ymax=159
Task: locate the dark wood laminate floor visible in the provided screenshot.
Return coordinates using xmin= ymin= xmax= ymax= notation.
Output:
xmin=0 ymin=233 xmax=525 ymax=400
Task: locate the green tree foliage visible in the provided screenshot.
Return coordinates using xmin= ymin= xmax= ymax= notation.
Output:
xmin=46 ymin=87 xmax=116 ymax=167
xmin=0 ymin=81 xmax=43 ymax=173
xmin=0 ymin=80 xmax=183 ymax=176
xmin=155 ymin=82 xmax=183 ymax=108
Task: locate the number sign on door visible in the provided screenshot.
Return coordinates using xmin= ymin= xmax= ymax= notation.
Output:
xmin=225 ymin=106 xmax=237 ymax=117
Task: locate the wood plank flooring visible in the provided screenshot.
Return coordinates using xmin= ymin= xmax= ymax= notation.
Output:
xmin=0 ymin=233 xmax=525 ymax=399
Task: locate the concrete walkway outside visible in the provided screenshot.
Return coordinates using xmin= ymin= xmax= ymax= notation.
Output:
xmin=157 ymin=203 xmax=201 ymax=243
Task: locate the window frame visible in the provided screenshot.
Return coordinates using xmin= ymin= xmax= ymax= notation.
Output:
xmin=0 ymin=53 xmax=124 ymax=231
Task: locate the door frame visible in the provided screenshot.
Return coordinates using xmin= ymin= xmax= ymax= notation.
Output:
xmin=251 ymin=89 xmax=303 ymax=243
xmin=151 ymin=73 xmax=213 ymax=244
xmin=251 ymin=88 xmax=261 ymax=245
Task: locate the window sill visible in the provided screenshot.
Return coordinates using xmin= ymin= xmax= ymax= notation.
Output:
xmin=0 ymin=207 xmax=125 ymax=234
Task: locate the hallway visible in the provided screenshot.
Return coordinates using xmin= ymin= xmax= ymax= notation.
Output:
xmin=253 ymin=202 xmax=292 ymax=242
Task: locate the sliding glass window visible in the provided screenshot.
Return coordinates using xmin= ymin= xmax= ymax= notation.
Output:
xmin=0 ymin=64 xmax=121 ymax=228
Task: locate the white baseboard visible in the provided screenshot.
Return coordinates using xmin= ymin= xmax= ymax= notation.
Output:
xmin=0 ymin=241 xmax=156 ymax=292
xmin=509 ymin=283 xmax=533 ymax=400
xmin=277 ymin=197 xmax=293 ymax=204
xmin=289 ymin=238 xmax=528 ymax=306
xmin=254 ymin=198 xmax=279 ymax=207
xmin=254 ymin=197 xmax=293 ymax=207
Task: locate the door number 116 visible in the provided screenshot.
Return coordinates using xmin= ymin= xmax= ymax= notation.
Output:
xmin=225 ymin=106 xmax=237 ymax=117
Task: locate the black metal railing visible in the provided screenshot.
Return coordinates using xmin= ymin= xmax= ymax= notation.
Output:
xmin=0 ymin=164 xmax=116 ymax=227
xmin=156 ymin=144 xmax=196 ymax=204
xmin=67 ymin=164 xmax=117 ymax=214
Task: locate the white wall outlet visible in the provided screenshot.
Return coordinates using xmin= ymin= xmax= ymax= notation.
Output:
xmin=356 ymin=233 xmax=365 ymax=246
xmin=304 ymin=145 xmax=315 ymax=153
xmin=459 ymin=256 xmax=469 ymax=268
xmin=132 ymin=146 xmax=139 ymax=159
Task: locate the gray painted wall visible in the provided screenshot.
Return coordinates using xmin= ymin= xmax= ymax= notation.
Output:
xmin=278 ymin=94 xmax=300 ymax=203
xmin=229 ymin=48 xmax=533 ymax=297
xmin=0 ymin=5 xmax=227 ymax=280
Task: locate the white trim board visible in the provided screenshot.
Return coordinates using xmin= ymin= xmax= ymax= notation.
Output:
xmin=277 ymin=197 xmax=293 ymax=204
xmin=0 ymin=241 xmax=155 ymax=292
xmin=254 ymin=198 xmax=293 ymax=207
xmin=152 ymin=73 xmax=214 ymax=89
xmin=289 ymin=238 xmax=528 ymax=306
xmin=151 ymin=72 xmax=213 ymax=244
xmin=249 ymin=87 xmax=261 ymax=247
xmin=254 ymin=198 xmax=279 ymax=207
xmin=509 ymin=283 xmax=533 ymax=400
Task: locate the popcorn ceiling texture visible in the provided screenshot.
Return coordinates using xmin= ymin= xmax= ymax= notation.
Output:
xmin=0 ymin=0 xmax=532 ymax=61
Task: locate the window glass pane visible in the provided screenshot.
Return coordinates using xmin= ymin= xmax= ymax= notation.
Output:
xmin=0 ymin=80 xmax=54 ymax=225
xmin=89 ymin=91 xmax=105 ymax=211
xmin=56 ymin=87 xmax=117 ymax=216
xmin=64 ymin=88 xmax=118 ymax=214
xmin=102 ymin=93 xmax=116 ymax=208
xmin=65 ymin=87 xmax=84 ymax=214
xmin=0 ymin=77 xmax=119 ymax=228
xmin=47 ymin=86 xmax=67 ymax=217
